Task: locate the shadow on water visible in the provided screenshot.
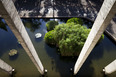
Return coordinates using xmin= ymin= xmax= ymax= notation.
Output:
xmin=35 ymin=37 xmax=43 ymax=42
xmin=76 ymin=59 xmax=94 ymax=77
xmin=74 ymin=41 xmax=104 ymax=77
xmin=9 ymin=54 xmax=19 ymax=61
xmin=0 ymin=18 xmax=8 ymax=31
xmin=44 ymin=43 xmax=77 ymax=77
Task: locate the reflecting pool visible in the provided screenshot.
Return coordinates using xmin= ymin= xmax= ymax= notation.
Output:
xmin=0 ymin=18 xmax=116 ymax=77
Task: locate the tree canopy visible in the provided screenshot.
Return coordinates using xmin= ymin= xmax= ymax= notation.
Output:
xmin=66 ymin=17 xmax=83 ymax=25
xmin=44 ymin=18 xmax=104 ymax=56
xmin=53 ymin=23 xmax=90 ymax=56
xmin=46 ymin=20 xmax=58 ymax=31
xmin=44 ymin=30 xmax=55 ymax=44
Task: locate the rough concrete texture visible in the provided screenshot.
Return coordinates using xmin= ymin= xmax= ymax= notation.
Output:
xmin=0 ymin=59 xmax=13 ymax=74
xmin=0 ymin=0 xmax=44 ymax=74
xmin=74 ymin=0 xmax=116 ymax=75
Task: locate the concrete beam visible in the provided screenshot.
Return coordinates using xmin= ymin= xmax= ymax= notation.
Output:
xmin=0 ymin=59 xmax=13 ymax=74
xmin=103 ymin=60 xmax=116 ymax=74
xmin=74 ymin=0 xmax=116 ymax=75
xmin=0 ymin=0 xmax=44 ymax=74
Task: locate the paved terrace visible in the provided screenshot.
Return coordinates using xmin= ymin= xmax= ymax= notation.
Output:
xmin=13 ymin=0 xmax=103 ymax=20
xmin=12 ymin=0 xmax=116 ymax=42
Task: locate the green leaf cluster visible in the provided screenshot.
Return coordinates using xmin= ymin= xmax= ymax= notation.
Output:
xmin=66 ymin=17 xmax=83 ymax=25
xmin=44 ymin=18 xmax=104 ymax=56
xmin=44 ymin=30 xmax=55 ymax=44
xmin=53 ymin=23 xmax=90 ymax=56
xmin=46 ymin=20 xmax=58 ymax=31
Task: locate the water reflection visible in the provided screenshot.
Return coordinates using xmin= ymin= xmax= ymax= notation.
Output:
xmin=35 ymin=36 xmax=43 ymax=42
xmin=0 ymin=18 xmax=7 ymax=31
xmin=22 ymin=18 xmax=41 ymax=32
xmin=0 ymin=18 xmax=116 ymax=77
xmin=9 ymin=53 xmax=19 ymax=61
xmin=0 ymin=19 xmax=20 ymax=58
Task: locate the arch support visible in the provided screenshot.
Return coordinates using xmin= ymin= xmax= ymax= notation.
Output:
xmin=103 ymin=60 xmax=116 ymax=74
xmin=0 ymin=0 xmax=44 ymax=74
xmin=0 ymin=59 xmax=13 ymax=74
xmin=74 ymin=0 xmax=116 ymax=75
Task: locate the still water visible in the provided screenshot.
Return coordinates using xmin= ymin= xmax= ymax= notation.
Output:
xmin=0 ymin=18 xmax=116 ymax=77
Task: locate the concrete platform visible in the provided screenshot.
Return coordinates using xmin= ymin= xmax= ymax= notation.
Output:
xmin=13 ymin=0 xmax=103 ymax=20
xmin=12 ymin=0 xmax=116 ymax=42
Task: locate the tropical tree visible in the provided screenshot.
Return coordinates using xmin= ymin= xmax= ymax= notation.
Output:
xmin=66 ymin=17 xmax=83 ymax=25
xmin=53 ymin=23 xmax=90 ymax=56
xmin=44 ymin=18 xmax=104 ymax=56
xmin=44 ymin=30 xmax=55 ymax=45
xmin=46 ymin=20 xmax=58 ymax=31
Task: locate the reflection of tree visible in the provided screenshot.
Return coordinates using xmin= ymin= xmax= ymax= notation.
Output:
xmin=0 ymin=19 xmax=7 ymax=31
xmin=60 ymin=18 xmax=68 ymax=23
xmin=22 ymin=19 xmax=41 ymax=32
xmin=42 ymin=18 xmax=50 ymax=22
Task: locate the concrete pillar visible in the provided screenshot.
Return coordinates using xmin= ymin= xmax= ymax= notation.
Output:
xmin=0 ymin=59 xmax=13 ymax=74
xmin=74 ymin=0 xmax=116 ymax=75
xmin=103 ymin=60 xmax=116 ymax=74
xmin=0 ymin=0 xmax=44 ymax=74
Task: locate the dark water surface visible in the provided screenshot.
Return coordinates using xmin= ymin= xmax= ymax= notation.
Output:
xmin=0 ymin=18 xmax=116 ymax=77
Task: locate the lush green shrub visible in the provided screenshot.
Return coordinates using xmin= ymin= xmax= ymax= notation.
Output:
xmin=53 ymin=23 xmax=90 ymax=56
xmin=66 ymin=18 xmax=83 ymax=25
xmin=44 ymin=30 xmax=55 ymax=44
xmin=46 ymin=20 xmax=58 ymax=31
xmin=44 ymin=18 xmax=104 ymax=56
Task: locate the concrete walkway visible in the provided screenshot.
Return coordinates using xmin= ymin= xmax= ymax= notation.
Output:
xmin=12 ymin=0 xmax=116 ymax=42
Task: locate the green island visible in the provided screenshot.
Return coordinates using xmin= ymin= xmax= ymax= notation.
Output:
xmin=44 ymin=18 xmax=104 ymax=56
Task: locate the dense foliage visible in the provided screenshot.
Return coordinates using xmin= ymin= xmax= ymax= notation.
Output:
xmin=46 ymin=20 xmax=58 ymax=31
xmin=66 ymin=18 xmax=83 ymax=25
xmin=44 ymin=18 xmax=104 ymax=56
xmin=54 ymin=23 xmax=90 ymax=56
xmin=44 ymin=30 xmax=55 ymax=44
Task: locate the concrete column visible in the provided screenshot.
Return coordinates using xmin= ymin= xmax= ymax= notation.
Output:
xmin=103 ymin=60 xmax=116 ymax=74
xmin=74 ymin=0 xmax=116 ymax=75
xmin=0 ymin=0 xmax=44 ymax=74
xmin=0 ymin=59 xmax=13 ymax=74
